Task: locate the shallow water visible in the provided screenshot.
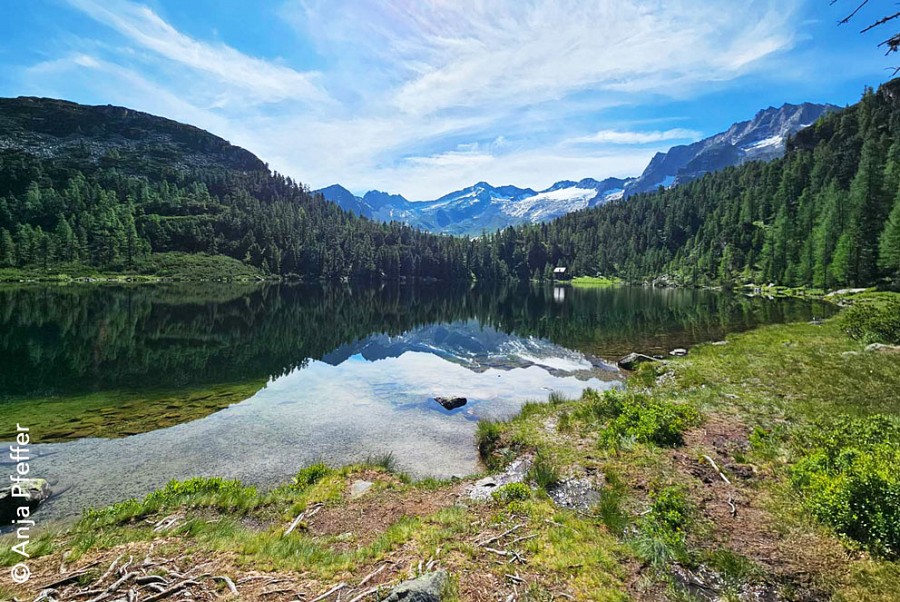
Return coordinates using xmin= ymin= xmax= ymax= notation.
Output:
xmin=0 ymin=282 xmax=834 ymax=521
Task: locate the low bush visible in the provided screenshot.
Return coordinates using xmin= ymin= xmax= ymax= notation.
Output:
xmin=582 ymin=389 xmax=700 ymax=448
xmin=791 ymin=415 xmax=900 ymax=558
xmin=491 ymin=482 xmax=532 ymax=504
xmin=841 ymin=297 xmax=900 ymax=344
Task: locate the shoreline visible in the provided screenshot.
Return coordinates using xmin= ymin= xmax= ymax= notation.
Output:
xmin=4 ymin=297 xmax=899 ymax=600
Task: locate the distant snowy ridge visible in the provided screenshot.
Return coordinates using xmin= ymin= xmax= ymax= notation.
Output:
xmin=316 ymin=102 xmax=838 ymax=235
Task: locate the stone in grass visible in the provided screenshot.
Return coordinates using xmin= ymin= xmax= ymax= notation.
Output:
xmin=350 ymin=480 xmax=373 ymax=498
xmin=383 ymin=570 xmax=450 ymax=602
xmin=434 ymin=396 xmax=467 ymax=410
xmin=548 ymin=477 xmax=602 ymax=511
xmin=617 ymin=352 xmax=661 ymax=370
xmin=467 ymin=456 xmax=532 ymax=500
xmin=865 ymin=343 xmax=900 ymax=354
xmin=670 ymin=348 xmax=688 ymax=357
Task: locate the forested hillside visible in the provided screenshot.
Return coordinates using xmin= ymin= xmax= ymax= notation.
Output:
xmin=3 ymin=81 xmax=900 ymax=288
xmin=479 ymin=80 xmax=900 ymax=288
xmin=0 ymin=97 xmax=470 ymax=280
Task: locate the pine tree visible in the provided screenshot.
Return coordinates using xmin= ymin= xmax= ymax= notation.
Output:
xmin=879 ymin=191 xmax=900 ymax=283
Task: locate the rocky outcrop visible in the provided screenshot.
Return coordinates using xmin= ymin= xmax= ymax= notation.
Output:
xmin=383 ymin=570 xmax=450 ymax=602
xmin=0 ymin=478 xmax=51 ymax=523
xmin=467 ymin=456 xmax=532 ymax=500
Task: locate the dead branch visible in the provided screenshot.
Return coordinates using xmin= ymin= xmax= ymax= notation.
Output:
xmin=476 ymin=523 xmax=525 ymax=547
xmin=213 ymin=575 xmax=239 ymax=596
xmin=702 ymin=455 xmax=731 ymax=485
xmin=346 ymin=587 xmax=382 ymax=602
xmin=357 ymin=564 xmax=388 ymax=587
xmin=309 ymin=582 xmax=348 ymax=602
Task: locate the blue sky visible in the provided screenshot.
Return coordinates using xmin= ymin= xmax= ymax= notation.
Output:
xmin=0 ymin=0 xmax=893 ymax=200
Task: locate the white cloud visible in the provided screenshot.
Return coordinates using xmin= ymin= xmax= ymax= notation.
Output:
xmin=287 ymin=0 xmax=799 ymax=117
xmin=67 ymin=0 xmax=329 ymax=106
xmin=20 ymin=0 xmax=808 ymax=200
xmin=567 ymin=128 xmax=701 ymax=145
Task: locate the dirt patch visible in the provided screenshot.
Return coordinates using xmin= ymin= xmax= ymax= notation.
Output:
xmin=305 ymin=482 xmax=462 ymax=551
xmin=673 ymin=413 xmax=840 ymax=599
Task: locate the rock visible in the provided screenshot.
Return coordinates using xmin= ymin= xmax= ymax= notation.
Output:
xmin=617 ymin=352 xmax=660 ymax=370
xmin=434 ymin=396 xmax=467 ymax=410
xmin=670 ymin=563 xmax=783 ymax=601
xmin=865 ymin=343 xmax=900 ymax=354
xmin=669 ymin=348 xmax=688 ymax=357
xmin=548 ymin=477 xmax=602 ymax=510
xmin=0 ymin=478 xmax=51 ymax=523
xmin=467 ymin=456 xmax=532 ymax=500
xmin=383 ymin=570 xmax=449 ymax=602
xmin=349 ymin=480 xmax=373 ymax=498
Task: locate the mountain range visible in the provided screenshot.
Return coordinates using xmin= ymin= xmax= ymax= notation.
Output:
xmin=317 ymin=102 xmax=838 ymax=235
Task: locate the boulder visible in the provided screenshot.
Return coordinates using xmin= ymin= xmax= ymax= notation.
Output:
xmin=383 ymin=570 xmax=449 ymax=602
xmin=434 ymin=396 xmax=467 ymax=410
xmin=670 ymin=348 xmax=688 ymax=357
xmin=0 ymin=478 xmax=51 ymax=523
xmin=617 ymin=352 xmax=660 ymax=370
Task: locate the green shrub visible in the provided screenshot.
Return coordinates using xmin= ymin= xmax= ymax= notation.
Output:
xmin=491 ymin=482 xmax=532 ymax=504
xmin=590 ymin=390 xmax=700 ymax=448
xmin=791 ymin=415 xmax=900 ymax=558
xmin=841 ymin=297 xmax=900 ymax=344
xmin=631 ymin=486 xmax=692 ymax=566
xmin=528 ymin=452 xmax=560 ymax=491
xmin=293 ymin=462 xmax=332 ymax=489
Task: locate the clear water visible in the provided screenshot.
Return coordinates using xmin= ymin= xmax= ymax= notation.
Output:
xmin=0 ymin=282 xmax=833 ymax=521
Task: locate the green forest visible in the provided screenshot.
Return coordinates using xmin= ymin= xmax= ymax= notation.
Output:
xmin=496 ymin=81 xmax=900 ymax=289
xmin=2 ymin=80 xmax=900 ymax=288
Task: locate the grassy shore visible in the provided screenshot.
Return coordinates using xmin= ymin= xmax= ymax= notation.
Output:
xmin=0 ymin=252 xmax=265 ymax=282
xmin=3 ymin=295 xmax=899 ymax=601
xmin=568 ymin=275 xmax=623 ymax=287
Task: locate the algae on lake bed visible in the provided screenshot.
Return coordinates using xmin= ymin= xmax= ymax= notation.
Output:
xmin=0 ymin=380 xmax=265 ymax=442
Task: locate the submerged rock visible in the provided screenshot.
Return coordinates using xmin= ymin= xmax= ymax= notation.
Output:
xmin=434 ymin=396 xmax=467 ymax=410
xmin=467 ymin=456 xmax=532 ymax=500
xmin=0 ymin=478 xmax=51 ymax=523
xmin=384 ymin=570 xmax=449 ymax=602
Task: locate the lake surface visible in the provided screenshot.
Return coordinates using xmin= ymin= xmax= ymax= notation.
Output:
xmin=0 ymin=282 xmax=833 ymax=521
